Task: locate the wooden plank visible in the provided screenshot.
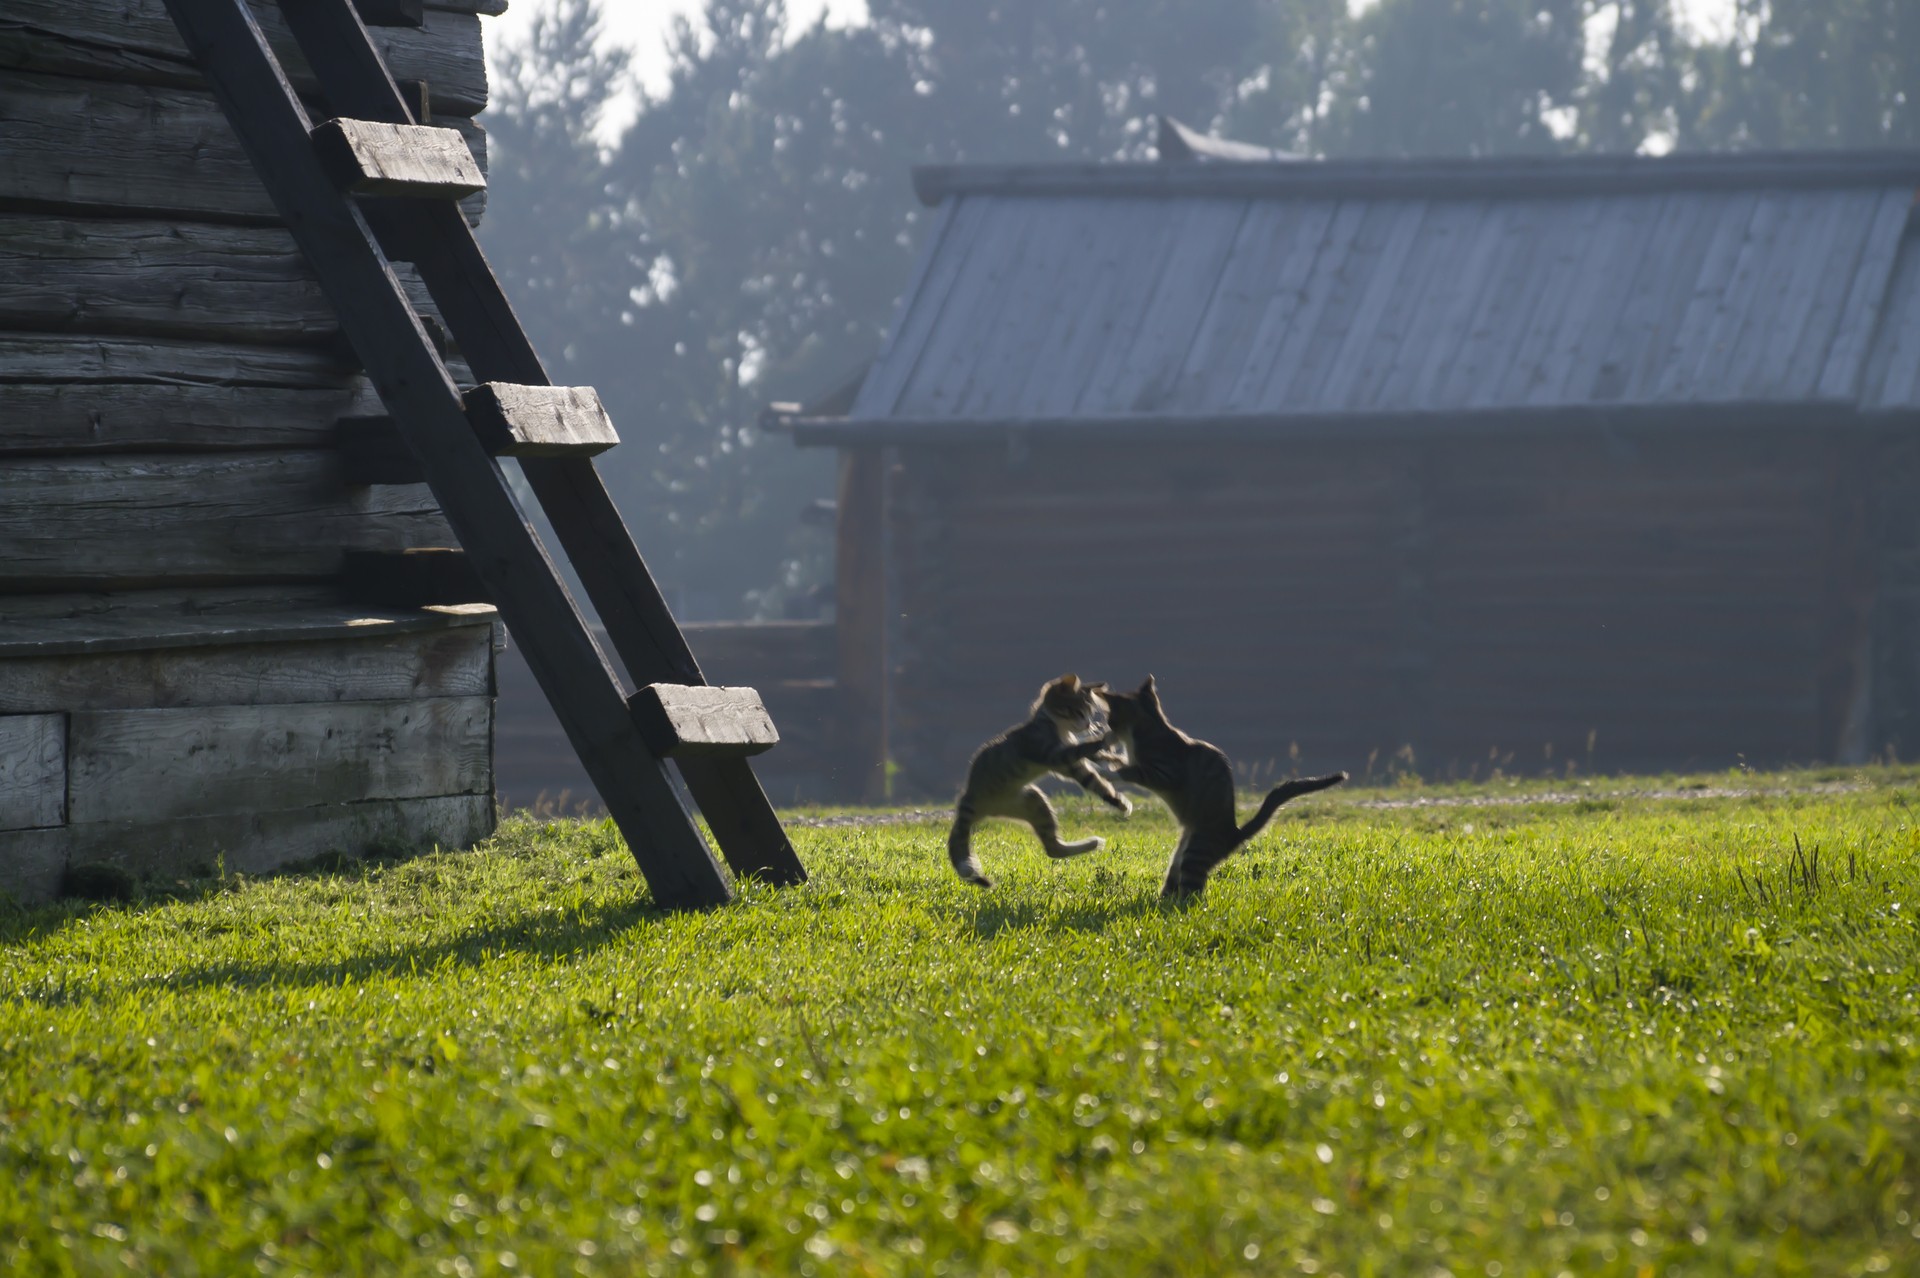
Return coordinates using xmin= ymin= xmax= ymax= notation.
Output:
xmin=1644 ymin=192 xmax=1761 ymax=402
xmin=1460 ymin=196 xmax=1601 ymax=409
xmin=0 ymin=626 xmax=491 ymax=714
xmin=0 ymin=1 xmax=488 ymax=116
xmin=1356 ymin=199 xmax=1488 ymax=411
xmin=958 ymin=198 xmax=1108 ymax=418
xmin=630 ymin=685 xmax=778 ymax=759
xmin=1248 ymin=201 xmax=1368 ymax=410
xmin=0 ymin=71 xmax=486 ymax=224
xmin=313 ymin=118 xmax=487 ymax=198
xmin=0 ymin=381 xmax=380 ymax=454
xmin=1401 ymin=203 xmax=1516 ymax=408
xmin=0 ymin=451 xmax=452 ymax=589
xmin=1756 ymin=192 xmax=1879 ymax=399
xmin=67 ymin=695 xmax=489 ymax=823
xmin=0 ymin=713 xmax=65 ymax=832
xmin=0 ymin=793 xmax=495 ymax=904
xmin=1816 ymin=189 xmax=1915 ymax=399
xmin=1583 ymin=192 xmax=1719 ymax=402
xmin=1680 ymin=193 xmax=1790 ymax=398
xmin=1311 ymin=200 xmax=1431 ymax=410
xmin=1720 ymin=194 xmax=1853 ymax=400
xmin=165 ymin=0 xmax=733 ymax=907
xmin=343 ymin=548 xmax=490 ymax=607
xmin=845 ymin=198 xmax=970 ymax=418
xmin=465 ymin=383 xmax=620 ymax=457
xmin=0 ymin=213 xmax=444 ymax=346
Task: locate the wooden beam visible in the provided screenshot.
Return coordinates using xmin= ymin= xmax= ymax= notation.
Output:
xmin=312 ymin=117 xmax=486 ymax=198
xmin=630 ymin=685 xmax=779 ymax=760
xmin=0 ymin=213 xmax=444 ymax=347
xmin=342 ymin=548 xmax=490 ymax=608
xmin=0 ymin=451 xmax=451 ymax=590
xmin=0 ymin=382 xmax=379 ymax=455
xmin=465 ymin=384 xmax=620 ymax=458
xmin=0 ymin=0 xmax=488 ymax=116
xmin=0 ymin=71 xmax=486 ymax=224
xmin=336 ymin=415 xmax=427 ymax=484
xmin=273 ymin=0 xmax=808 ymax=888
xmin=162 ymin=0 xmax=732 ymax=908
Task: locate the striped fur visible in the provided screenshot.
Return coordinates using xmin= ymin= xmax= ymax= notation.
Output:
xmin=947 ymin=674 xmax=1131 ymax=888
xmin=1105 ymin=675 xmax=1347 ymax=899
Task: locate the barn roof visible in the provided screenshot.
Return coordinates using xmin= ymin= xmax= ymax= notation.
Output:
xmin=796 ymin=149 xmax=1920 ymax=444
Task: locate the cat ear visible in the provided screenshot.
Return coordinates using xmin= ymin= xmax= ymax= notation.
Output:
xmin=1085 ymin=681 xmax=1108 ymax=694
xmin=1059 ymin=673 xmax=1079 ymax=691
xmin=1140 ymin=674 xmax=1159 ymax=703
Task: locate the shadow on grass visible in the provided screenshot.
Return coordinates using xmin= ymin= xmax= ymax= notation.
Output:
xmin=958 ymin=893 xmax=1172 ymax=939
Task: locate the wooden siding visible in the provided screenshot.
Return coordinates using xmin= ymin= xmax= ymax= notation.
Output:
xmin=878 ymin=433 xmax=1868 ymax=796
xmin=852 ymin=185 xmax=1919 ymax=422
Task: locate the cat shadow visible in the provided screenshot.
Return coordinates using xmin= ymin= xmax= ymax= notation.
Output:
xmin=958 ymin=892 xmax=1176 ymax=939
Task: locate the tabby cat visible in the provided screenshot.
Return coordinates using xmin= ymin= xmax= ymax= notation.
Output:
xmin=947 ymin=673 xmax=1133 ymax=888
xmin=1103 ymin=675 xmax=1347 ymax=898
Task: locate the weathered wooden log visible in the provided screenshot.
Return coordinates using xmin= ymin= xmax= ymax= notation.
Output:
xmin=0 ymin=451 xmax=454 ymax=590
xmin=0 ymin=625 xmax=493 ymax=713
xmin=0 ymin=71 xmax=486 ymax=224
xmin=2 ymin=793 xmax=497 ymax=903
xmin=0 ymin=584 xmax=496 ymax=657
xmin=0 ymin=382 xmax=381 ymax=454
xmin=0 ymin=214 xmax=445 ymax=346
xmin=0 ymin=333 xmax=365 ymax=387
xmin=66 ymin=695 xmax=491 ymax=822
xmin=0 ymin=1 xmax=490 ymax=116
xmin=314 ymin=118 xmax=488 ymax=198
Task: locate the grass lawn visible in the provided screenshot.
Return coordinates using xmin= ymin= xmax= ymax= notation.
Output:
xmin=3 ymin=767 xmax=1918 ymax=1276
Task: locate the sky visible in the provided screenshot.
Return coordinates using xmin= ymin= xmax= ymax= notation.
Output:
xmin=486 ymin=0 xmax=1740 ymax=116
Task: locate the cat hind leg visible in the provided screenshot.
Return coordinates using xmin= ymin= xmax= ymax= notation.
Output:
xmin=946 ymin=801 xmax=994 ymax=888
xmin=1020 ymin=786 xmax=1105 ymax=859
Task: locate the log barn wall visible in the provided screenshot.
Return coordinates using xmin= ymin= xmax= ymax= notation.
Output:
xmin=0 ymin=1 xmax=507 ymax=901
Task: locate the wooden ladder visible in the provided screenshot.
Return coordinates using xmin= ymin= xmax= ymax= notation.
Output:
xmin=159 ymin=0 xmax=808 ymax=909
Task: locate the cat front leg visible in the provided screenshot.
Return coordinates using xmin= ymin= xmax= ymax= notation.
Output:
xmin=1060 ymin=758 xmax=1132 ymax=816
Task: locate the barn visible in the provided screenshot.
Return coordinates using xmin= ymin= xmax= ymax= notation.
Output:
xmin=0 ymin=1 xmax=508 ymax=900
xmin=786 ymin=146 xmax=1920 ymax=798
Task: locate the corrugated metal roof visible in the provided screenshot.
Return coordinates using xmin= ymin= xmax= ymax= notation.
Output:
xmin=846 ymin=152 xmax=1920 ymax=427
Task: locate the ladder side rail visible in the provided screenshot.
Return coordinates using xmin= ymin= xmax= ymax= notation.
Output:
xmin=276 ymin=2 xmax=808 ymax=884
xmin=160 ymin=0 xmax=734 ymax=908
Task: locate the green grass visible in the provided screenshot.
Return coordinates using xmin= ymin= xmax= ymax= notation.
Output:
xmin=4 ymin=769 xmax=1918 ymax=1276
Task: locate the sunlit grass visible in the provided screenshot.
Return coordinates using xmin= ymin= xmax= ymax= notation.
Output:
xmin=3 ymin=768 xmax=1917 ymax=1275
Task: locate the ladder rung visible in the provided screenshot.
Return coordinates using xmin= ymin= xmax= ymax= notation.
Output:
xmin=630 ymin=685 xmax=780 ymax=760
xmin=312 ymin=118 xmax=486 ymax=198
xmin=343 ymin=548 xmax=490 ymax=608
xmin=466 ymin=383 xmax=621 ymax=458
xmin=335 ymin=416 xmax=425 ymax=485
xmin=352 ymin=0 xmax=425 ymax=28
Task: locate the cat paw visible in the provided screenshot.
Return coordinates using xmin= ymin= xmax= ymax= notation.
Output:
xmin=1108 ymin=794 xmax=1134 ymax=817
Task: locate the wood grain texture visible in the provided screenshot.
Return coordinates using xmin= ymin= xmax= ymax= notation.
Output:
xmin=0 ymin=381 xmax=381 ymax=455
xmin=0 ymin=71 xmax=486 ymax=224
xmin=0 ymin=0 xmax=489 ymax=116
xmin=0 ymin=585 xmax=496 ymax=658
xmin=0 ymin=626 xmax=492 ymax=714
xmin=630 ymin=684 xmax=778 ymax=759
xmin=68 ymin=695 xmax=491 ymax=823
xmin=0 ymin=214 xmax=443 ymax=346
xmin=0 ymin=332 xmax=364 ymax=387
xmin=0 ymin=793 xmax=495 ymax=903
xmin=0 ymin=451 xmax=453 ymax=589
xmin=314 ymin=118 xmax=487 ymax=198
xmin=0 ymin=713 xmax=65 ymax=832
xmin=465 ymin=384 xmax=620 ymax=457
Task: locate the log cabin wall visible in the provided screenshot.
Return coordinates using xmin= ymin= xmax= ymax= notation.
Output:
xmin=0 ymin=1 xmax=507 ymax=901
xmin=878 ymin=427 xmax=1882 ymax=799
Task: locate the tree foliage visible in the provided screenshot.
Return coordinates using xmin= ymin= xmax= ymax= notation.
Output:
xmin=481 ymin=0 xmax=1920 ymax=617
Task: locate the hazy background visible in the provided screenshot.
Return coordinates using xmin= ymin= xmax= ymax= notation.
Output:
xmin=475 ymin=0 xmax=1917 ymax=621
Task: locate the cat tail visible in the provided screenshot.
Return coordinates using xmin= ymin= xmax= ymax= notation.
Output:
xmin=947 ymin=797 xmax=994 ymax=889
xmin=1235 ymin=771 xmax=1349 ymax=844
